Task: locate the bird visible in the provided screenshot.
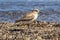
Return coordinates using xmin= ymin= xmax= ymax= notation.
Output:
xmin=15 ymin=8 xmax=39 ymax=24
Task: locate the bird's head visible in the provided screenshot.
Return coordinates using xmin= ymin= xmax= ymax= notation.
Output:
xmin=32 ymin=8 xmax=39 ymax=13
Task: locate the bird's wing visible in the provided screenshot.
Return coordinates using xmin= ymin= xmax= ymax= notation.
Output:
xmin=21 ymin=12 xmax=34 ymax=20
xmin=22 ymin=14 xmax=34 ymax=20
xmin=15 ymin=14 xmax=34 ymax=22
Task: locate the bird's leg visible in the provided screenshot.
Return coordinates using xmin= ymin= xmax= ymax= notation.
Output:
xmin=27 ymin=24 xmax=29 ymax=29
xmin=27 ymin=23 xmax=31 ymax=32
xmin=33 ymin=20 xmax=37 ymax=23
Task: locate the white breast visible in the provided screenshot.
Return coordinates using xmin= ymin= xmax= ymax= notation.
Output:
xmin=33 ymin=14 xmax=38 ymax=20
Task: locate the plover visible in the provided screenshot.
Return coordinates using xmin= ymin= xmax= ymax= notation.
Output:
xmin=15 ymin=8 xmax=39 ymax=23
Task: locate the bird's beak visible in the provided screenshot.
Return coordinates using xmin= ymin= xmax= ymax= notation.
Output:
xmin=39 ymin=11 xmax=43 ymax=13
xmin=39 ymin=11 xmax=42 ymax=13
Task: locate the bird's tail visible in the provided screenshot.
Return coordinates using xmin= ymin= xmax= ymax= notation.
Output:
xmin=15 ymin=19 xmax=32 ymax=23
xmin=15 ymin=19 xmax=21 ymax=23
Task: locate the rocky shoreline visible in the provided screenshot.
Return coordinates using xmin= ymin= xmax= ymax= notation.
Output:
xmin=0 ymin=21 xmax=60 ymax=40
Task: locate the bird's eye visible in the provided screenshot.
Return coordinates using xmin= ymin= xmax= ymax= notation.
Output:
xmin=34 ymin=10 xmax=38 ymax=12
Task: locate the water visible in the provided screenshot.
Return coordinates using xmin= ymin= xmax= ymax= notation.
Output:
xmin=0 ymin=0 xmax=60 ymax=23
xmin=0 ymin=1 xmax=60 ymax=11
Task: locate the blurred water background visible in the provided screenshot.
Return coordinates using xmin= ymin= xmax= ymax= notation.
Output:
xmin=0 ymin=0 xmax=60 ymax=23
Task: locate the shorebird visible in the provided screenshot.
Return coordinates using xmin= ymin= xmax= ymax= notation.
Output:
xmin=15 ymin=8 xmax=39 ymax=23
